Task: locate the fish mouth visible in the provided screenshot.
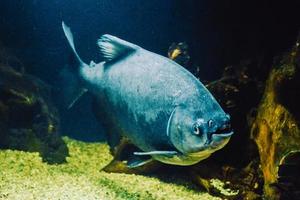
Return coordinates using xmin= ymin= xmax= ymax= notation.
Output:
xmin=212 ymin=130 xmax=234 ymax=138
xmin=212 ymin=124 xmax=234 ymax=138
xmin=187 ymin=126 xmax=233 ymax=154
xmin=207 ymin=131 xmax=233 ymax=151
xmin=209 ymin=125 xmax=233 ymax=148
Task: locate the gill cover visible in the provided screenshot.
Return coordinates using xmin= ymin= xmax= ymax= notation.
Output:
xmin=167 ymin=106 xmax=206 ymax=154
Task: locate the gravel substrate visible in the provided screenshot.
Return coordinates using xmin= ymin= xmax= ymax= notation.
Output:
xmin=0 ymin=137 xmax=219 ymax=200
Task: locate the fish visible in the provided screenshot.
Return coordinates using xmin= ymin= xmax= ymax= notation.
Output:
xmin=61 ymin=21 xmax=233 ymax=168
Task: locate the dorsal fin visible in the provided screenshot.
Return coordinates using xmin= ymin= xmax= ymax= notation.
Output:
xmin=62 ymin=21 xmax=85 ymax=66
xmin=97 ymin=34 xmax=139 ymax=62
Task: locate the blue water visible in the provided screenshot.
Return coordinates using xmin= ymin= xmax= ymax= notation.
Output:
xmin=0 ymin=0 xmax=299 ymax=141
xmin=0 ymin=0 xmax=208 ymax=141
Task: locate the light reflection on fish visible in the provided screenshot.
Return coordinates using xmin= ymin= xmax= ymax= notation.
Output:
xmin=61 ymin=22 xmax=233 ymax=168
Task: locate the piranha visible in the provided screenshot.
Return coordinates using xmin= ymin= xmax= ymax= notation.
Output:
xmin=61 ymin=21 xmax=233 ymax=169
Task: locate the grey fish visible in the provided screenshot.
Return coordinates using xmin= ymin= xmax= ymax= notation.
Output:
xmin=62 ymin=22 xmax=233 ymax=168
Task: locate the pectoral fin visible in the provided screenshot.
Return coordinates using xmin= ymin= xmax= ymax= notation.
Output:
xmin=134 ymin=151 xmax=178 ymax=157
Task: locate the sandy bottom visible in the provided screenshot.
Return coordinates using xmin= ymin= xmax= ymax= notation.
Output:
xmin=0 ymin=137 xmax=220 ymax=200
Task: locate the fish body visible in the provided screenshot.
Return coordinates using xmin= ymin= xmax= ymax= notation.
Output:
xmin=62 ymin=22 xmax=233 ymax=167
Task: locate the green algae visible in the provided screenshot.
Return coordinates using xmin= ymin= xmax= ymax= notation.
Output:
xmin=0 ymin=137 xmax=220 ymax=200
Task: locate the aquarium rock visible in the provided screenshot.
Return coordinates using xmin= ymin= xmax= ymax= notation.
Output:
xmin=0 ymin=56 xmax=68 ymax=164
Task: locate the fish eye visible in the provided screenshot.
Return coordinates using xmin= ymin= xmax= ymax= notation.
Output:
xmin=192 ymin=124 xmax=200 ymax=135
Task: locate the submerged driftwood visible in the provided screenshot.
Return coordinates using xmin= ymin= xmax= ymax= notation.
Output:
xmin=250 ymin=41 xmax=300 ymax=199
xmin=0 ymin=47 xmax=68 ymax=164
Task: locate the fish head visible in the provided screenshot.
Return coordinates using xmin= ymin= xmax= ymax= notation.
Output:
xmin=167 ymin=106 xmax=233 ymax=156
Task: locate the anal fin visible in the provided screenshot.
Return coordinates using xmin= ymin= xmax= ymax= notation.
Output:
xmin=102 ymin=141 xmax=160 ymax=174
xmin=127 ymin=157 xmax=153 ymax=168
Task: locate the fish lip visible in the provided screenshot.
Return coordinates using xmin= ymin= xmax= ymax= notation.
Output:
xmin=208 ymin=131 xmax=233 ymax=149
xmin=184 ymin=132 xmax=233 ymax=155
xmin=212 ymin=131 xmax=234 ymax=138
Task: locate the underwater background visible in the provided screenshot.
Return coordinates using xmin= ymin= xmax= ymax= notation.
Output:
xmin=1 ymin=0 xmax=299 ymax=141
xmin=0 ymin=0 xmax=300 ymax=199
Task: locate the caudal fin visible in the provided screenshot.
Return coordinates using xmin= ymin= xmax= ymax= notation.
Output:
xmin=59 ymin=65 xmax=88 ymax=109
xmin=61 ymin=21 xmax=88 ymax=109
xmin=62 ymin=21 xmax=85 ymax=65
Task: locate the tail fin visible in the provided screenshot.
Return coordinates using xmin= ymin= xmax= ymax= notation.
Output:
xmin=62 ymin=21 xmax=85 ymax=65
xmin=61 ymin=21 xmax=88 ymax=109
xmin=59 ymin=65 xmax=88 ymax=109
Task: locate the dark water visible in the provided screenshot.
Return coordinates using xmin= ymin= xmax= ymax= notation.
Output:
xmin=0 ymin=0 xmax=299 ymax=141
